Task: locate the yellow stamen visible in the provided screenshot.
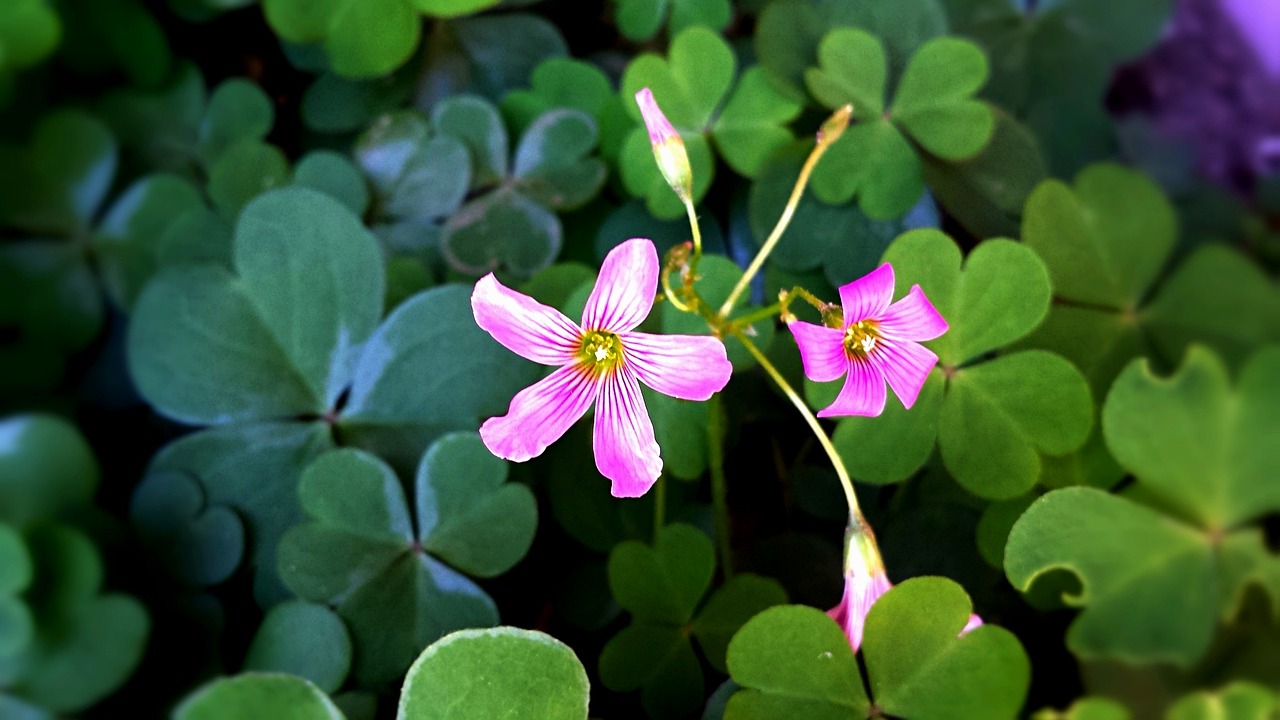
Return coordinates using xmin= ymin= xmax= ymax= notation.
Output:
xmin=580 ymin=331 xmax=623 ymax=372
xmin=844 ymin=320 xmax=880 ymax=358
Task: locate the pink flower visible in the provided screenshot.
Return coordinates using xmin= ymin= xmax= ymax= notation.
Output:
xmin=472 ymin=238 xmax=732 ymax=498
xmin=830 ymin=526 xmax=983 ymax=652
xmin=789 ymin=263 xmax=948 ymax=417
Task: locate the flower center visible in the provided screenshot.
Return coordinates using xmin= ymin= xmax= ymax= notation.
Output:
xmin=844 ymin=320 xmax=880 ymax=358
xmin=581 ymin=330 xmax=623 ymax=371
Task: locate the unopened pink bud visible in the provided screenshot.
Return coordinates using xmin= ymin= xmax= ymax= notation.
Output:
xmin=635 ymin=87 xmax=693 ymax=202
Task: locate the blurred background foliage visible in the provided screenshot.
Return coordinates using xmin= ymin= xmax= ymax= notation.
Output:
xmin=0 ymin=0 xmax=1278 ymax=718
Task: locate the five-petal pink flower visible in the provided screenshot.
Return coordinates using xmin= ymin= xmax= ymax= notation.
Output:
xmin=472 ymin=238 xmax=732 ymax=498
xmin=789 ymin=263 xmax=948 ymax=417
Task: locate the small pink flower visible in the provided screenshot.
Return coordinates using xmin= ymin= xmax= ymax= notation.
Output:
xmin=472 ymin=238 xmax=732 ymax=498
xmin=789 ymin=263 xmax=948 ymax=417
xmin=830 ymin=526 xmax=982 ymax=652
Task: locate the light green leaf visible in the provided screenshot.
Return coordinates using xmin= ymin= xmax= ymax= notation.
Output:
xmin=356 ymin=111 xmax=471 ymax=222
xmin=725 ymin=604 xmax=869 ymax=720
xmin=619 ymin=127 xmax=715 ymax=219
xmin=1143 ymin=246 xmax=1280 ymax=370
xmin=882 ymin=231 xmax=1051 ymax=366
xmin=1103 ymin=346 xmax=1280 ymax=529
xmin=1005 ymin=487 xmax=1218 ymax=667
xmin=890 ymin=37 xmax=994 ymax=160
xmin=208 ymin=140 xmax=292 ymax=218
xmin=244 ymin=601 xmax=353 ymax=693
xmin=940 ymin=351 xmax=1093 ymax=499
xmin=809 ymin=119 xmax=924 ymax=220
xmin=398 ymin=627 xmax=589 ymax=720
xmin=1022 ymin=164 xmax=1176 ymax=310
xmin=0 ymin=414 xmax=98 ymax=528
xmin=711 ymin=67 xmax=803 ymax=179
xmin=175 ymin=673 xmax=345 ymax=720
xmin=804 ymin=27 xmax=886 ymax=116
xmin=690 ymin=574 xmax=788 ymax=673
xmin=292 ymin=151 xmax=371 ymax=218
xmin=1166 ymin=682 xmax=1278 ymax=720
xmin=830 ymin=369 xmax=945 ymax=484
xmin=864 ymin=578 xmax=1029 ymax=719
xmin=608 ymin=523 xmax=714 ymax=625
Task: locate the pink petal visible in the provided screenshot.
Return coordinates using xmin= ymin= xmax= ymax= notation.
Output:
xmin=622 ymin=331 xmax=732 ymax=401
xmin=593 ymin=367 xmax=662 ymax=497
xmin=868 ymin=338 xmax=938 ymax=409
xmin=962 ymin=614 xmax=984 ymax=634
xmin=581 ymin=238 xmax=659 ymax=334
xmin=829 ymin=571 xmax=893 ymax=651
xmin=879 ymin=284 xmax=948 ymax=342
xmin=635 ymin=87 xmax=679 ymax=146
xmin=818 ymin=358 xmax=887 ymax=418
xmin=788 ymin=321 xmax=848 ymax=383
xmin=472 ymin=274 xmax=583 ymax=365
xmin=480 ymin=364 xmax=598 ymax=462
xmin=839 ymin=263 xmax=895 ymax=326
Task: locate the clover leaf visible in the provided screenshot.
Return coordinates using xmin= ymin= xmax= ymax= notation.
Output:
xmin=174 ymin=673 xmax=345 ymax=720
xmin=754 ymin=0 xmax=947 ymax=104
xmin=1020 ymin=167 xmax=1280 ymax=483
xmin=244 ymin=601 xmax=353 ymax=693
xmin=437 ymin=98 xmax=605 ymax=278
xmin=711 ymin=67 xmax=805 ymax=179
xmin=97 ymin=69 xmax=272 ymax=179
xmin=811 ymin=230 xmax=1092 ymax=499
xmin=129 ymin=471 xmax=245 ymax=588
xmin=0 ymin=1 xmax=60 ymax=81
xmin=805 ymin=28 xmax=995 ymax=219
xmin=500 ymin=58 xmax=633 ymax=161
xmin=921 ymin=108 xmax=1048 ymax=240
xmin=416 ymin=14 xmax=568 ymax=107
xmin=129 ymin=188 xmax=385 ymax=423
xmin=0 ymin=414 xmax=98 ymax=529
xmin=599 ymin=524 xmax=787 ymax=719
xmin=1005 ymin=347 xmax=1280 ymax=667
xmin=278 ymin=436 xmax=537 ymax=686
xmin=0 ymin=524 xmax=149 ymax=713
xmin=1166 ymin=682 xmax=1278 ymax=720
xmin=725 ymin=578 xmax=1030 ymax=720
xmin=613 ymin=0 xmax=731 ymax=43
xmin=398 ymin=627 xmax=590 ymax=720
xmin=263 ymin=0 xmax=502 ymax=78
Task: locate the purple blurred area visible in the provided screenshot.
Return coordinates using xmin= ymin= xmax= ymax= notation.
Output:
xmin=1117 ymin=0 xmax=1280 ymax=191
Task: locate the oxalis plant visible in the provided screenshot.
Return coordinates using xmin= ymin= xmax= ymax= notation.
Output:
xmin=3 ymin=2 xmax=1280 ymax=719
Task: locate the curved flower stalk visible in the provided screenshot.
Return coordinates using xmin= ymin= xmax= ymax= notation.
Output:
xmin=788 ymin=263 xmax=948 ymax=417
xmin=831 ymin=523 xmax=983 ymax=651
xmin=472 ymin=238 xmax=733 ymax=498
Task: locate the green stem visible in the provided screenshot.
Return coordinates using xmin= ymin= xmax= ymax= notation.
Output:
xmin=708 ymin=394 xmax=733 ymax=581
xmin=684 ymin=198 xmax=703 ymax=262
xmin=732 ymin=329 xmax=863 ymax=524
xmin=718 ymin=105 xmax=852 ymax=319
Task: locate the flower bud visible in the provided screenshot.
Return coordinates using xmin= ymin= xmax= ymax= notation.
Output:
xmin=635 ymin=87 xmax=693 ymax=202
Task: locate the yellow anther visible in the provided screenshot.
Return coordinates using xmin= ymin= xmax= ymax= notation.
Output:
xmin=843 ymin=320 xmax=880 ymax=358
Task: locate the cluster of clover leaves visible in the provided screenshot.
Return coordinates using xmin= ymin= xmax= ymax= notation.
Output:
xmin=2 ymin=0 xmax=1279 ymax=718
